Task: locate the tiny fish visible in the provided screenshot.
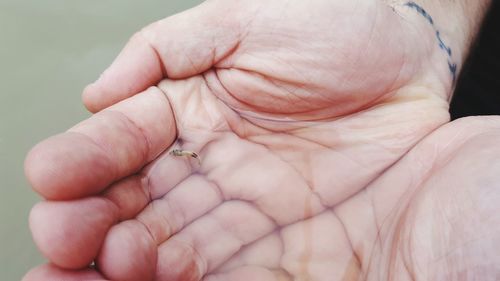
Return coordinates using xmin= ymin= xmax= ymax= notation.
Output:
xmin=170 ymin=149 xmax=201 ymax=165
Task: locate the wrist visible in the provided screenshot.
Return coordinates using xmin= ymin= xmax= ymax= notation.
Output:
xmin=388 ymin=0 xmax=491 ymax=58
xmin=385 ymin=0 xmax=491 ymax=87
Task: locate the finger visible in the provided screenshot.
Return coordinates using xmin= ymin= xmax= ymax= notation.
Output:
xmin=22 ymin=263 xmax=105 ymax=281
xmin=29 ymin=197 xmax=118 ymax=269
xmin=136 ymin=174 xmax=223 ymax=244
xmin=82 ymin=0 xmax=243 ymax=112
xmin=101 ymin=174 xmax=151 ymax=221
xmin=25 ymin=87 xmax=176 ymax=200
xmin=279 ymin=211 xmax=361 ymax=281
xmin=103 ymin=147 xmax=193 ymax=221
xmin=215 ymin=212 xmax=361 ymax=280
xmin=95 ymin=175 xmax=222 ymax=281
xmin=82 ymin=31 xmax=164 ymax=113
xmin=204 ymin=266 xmax=292 ymax=281
xmin=155 ymin=201 xmax=276 ymax=281
xmin=214 ymin=233 xmax=283 ymax=273
xmin=96 ymin=220 xmax=158 ymax=281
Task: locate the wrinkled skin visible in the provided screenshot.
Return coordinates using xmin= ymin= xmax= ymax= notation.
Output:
xmin=24 ymin=0 xmax=500 ymax=280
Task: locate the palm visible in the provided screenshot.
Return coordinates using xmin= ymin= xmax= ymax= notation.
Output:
xmin=25 ymin=1 xmax=499 ymax=281
xmin=127 ymin=77 xmax=446 ymax=280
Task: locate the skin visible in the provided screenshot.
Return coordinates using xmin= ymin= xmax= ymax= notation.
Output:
xmin=23 ymin=0 xmax=499 ymax=280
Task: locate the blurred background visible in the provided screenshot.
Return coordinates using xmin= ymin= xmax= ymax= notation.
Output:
xmin=0 ymin=0 xmax=498 ymax=280
xmin=450 ymin=0 xmax=500 ymax=119
xmin=0 ymin=1 xmax=201 ymax=279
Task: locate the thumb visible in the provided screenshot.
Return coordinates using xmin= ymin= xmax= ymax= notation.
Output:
xmin=82 ymin=0 xmax=244 ymax=113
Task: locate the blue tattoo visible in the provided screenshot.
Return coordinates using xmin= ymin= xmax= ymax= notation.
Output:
xmin=405 ymin=2 xmax=458 ymax=82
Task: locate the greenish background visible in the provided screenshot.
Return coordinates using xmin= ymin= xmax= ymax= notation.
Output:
xmin=0 ymin=1 xmax=202 ymax=279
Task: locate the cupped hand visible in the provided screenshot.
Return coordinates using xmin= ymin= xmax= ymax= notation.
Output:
xmin=23 ymin=0 xmax=500 ymax=280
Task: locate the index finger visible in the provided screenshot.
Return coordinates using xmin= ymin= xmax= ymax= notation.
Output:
xmin=25 ymin=86 xmax=176 ymax=200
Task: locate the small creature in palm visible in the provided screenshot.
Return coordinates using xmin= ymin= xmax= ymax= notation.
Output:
xmin=170 ymin=149 xmax=201 ymax=165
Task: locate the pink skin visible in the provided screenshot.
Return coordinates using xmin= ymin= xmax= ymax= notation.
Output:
xmin=24 ymin=0 xmax=499 ymax=280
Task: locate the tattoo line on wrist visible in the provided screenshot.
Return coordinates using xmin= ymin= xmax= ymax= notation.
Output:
xmin=405 ymin=2 xmax=458 ymax=82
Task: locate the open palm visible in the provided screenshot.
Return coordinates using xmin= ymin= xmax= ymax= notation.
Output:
xmin=24 ymin=0 xmax=500 ymax=280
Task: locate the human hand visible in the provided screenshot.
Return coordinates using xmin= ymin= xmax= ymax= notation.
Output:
xmin=24 ymin=0 xmax=497 ymax=280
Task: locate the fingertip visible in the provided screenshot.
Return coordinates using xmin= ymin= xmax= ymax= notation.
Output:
xmin=24 ymin=139 xmax=60 ymax=199
xmin=24 ymin=133 xmax=113 ymax=200
xmin=82 ymin=83 xmax=101 ymax=113
xmin=24 ymin=141 xmax=44 ymax=196
xmin=29 ymin=198 xmax=118 ymax=269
